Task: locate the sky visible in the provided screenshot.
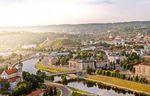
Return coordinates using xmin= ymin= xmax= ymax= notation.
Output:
xmin=0 ymin=0 xmax=150 ymax=26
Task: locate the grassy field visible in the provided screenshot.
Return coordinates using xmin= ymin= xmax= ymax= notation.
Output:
xmin=86 ymin=75 xmax=150 ymax=94
xmin=68 ymin=86 xmax=91 ymax=95
xmin=35 ymin=63 xmax=73 ymax=73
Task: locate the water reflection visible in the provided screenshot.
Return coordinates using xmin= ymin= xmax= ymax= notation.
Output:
xmin=67 ymin=79 xmax=135 ymax=96
xmin=21 ymin=58 xmax=147 ymax=96
xmin=22 ymin=57 xmax=40 ymax=74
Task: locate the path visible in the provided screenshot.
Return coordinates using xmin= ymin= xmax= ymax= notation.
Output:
xmin=45 ymin=80 xmax=72 ymax=96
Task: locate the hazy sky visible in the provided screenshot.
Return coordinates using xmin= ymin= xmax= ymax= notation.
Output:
xmin=0 ymin=0 xmax=150 ymax=26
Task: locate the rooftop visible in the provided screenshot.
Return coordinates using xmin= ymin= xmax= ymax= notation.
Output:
xmin=134 ymin=63 xmax=150 ymax=66
xmin=26 ymin=90 xmax=43 ymax=96
xmin=5 ymin=68 xmax=18 ymax=75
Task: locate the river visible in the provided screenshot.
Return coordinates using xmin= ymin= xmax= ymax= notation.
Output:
xmin=22 ymin=57 xmax=134 ymax=96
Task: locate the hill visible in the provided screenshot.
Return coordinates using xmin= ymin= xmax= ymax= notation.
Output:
xmin=1 ymin=21 xmax=150 ymax=34
xmin=40 ymin=38 xmax=80 ymax=50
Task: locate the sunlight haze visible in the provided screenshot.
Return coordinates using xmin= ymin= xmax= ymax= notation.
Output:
xmin=0 ymin=0 xmax=150 ymax=26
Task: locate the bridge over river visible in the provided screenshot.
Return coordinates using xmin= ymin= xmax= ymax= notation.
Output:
xmin=45 ymin=70 xmax=86 ymax=77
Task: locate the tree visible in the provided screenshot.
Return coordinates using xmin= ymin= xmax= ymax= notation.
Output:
xmin=12 ymin=81 xmax=32 ymax=96
xmin=2 ymin=82 xmax=10 ymax=90
xmin=22 ymin=71 xmax=44 ymax=89
xmin=86 ymin=66 xmax=92 ymax=75
xmin=61 ymin=75 xmax=68 ymax=85
xmin=135 ymin=75 xmax=139 ymax=82
xmin=53 ymin=87 xmax=57 ymax=95
xmin=47 ymin=76 xmax=54 ymax=81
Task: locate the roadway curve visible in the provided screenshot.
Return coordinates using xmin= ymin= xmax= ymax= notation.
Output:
xmin=45 ymin=81 xmax=72 ymax=96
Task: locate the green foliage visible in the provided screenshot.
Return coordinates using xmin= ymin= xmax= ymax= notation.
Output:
xmin=0 ymin=82 xmax=10 ymax=91
xmin=121 ymin=52 xmax=141 ymax=71
xmin=23 ymin=71 xmax=44 ymax=90
xmin=12 ymin=81 xmax=32 ymax=96
xmin=50 ymin=38 xmax=80 ymax=50
xmin=43 ymin=86 xmax=57 ymax=96
xmin=54 ymin=54 xmax=72 ymax=65
xmin=72 ymin=92 xmax=84 ymax=96
xmin=61 ymin=75 xmax=68 ymax=85
xmin=86 ymin=66 xmax=93 ymax=75
xmin=75 ymin=51 xmax=93 ymax=60
xmin=36 ymin=70 xmax=46 ymax=78
xmin=46 ymin=75 xmax=54 ymax=81
xmin=96 ymin=69 xmax=150 ymax=84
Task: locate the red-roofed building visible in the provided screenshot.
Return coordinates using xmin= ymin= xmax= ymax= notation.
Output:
xmin=26 ymin=90 xmax=43 ymax=96
xmin=0 ymin=63 xmax=23 ymax=90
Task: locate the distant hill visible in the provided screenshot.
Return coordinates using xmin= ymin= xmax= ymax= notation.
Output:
xmin=0 ymin=32 xmax=61 ymax=50
xmin=1 ymin=21 xmax=150 ymax=34
xmin=40 ymin=38 xmax=80 ymax=50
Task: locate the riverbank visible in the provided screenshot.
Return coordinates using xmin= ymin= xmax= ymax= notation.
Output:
xmin=85 ymin=75 xmax=150 ymax=95
xmin=35 ymin=62 xmax=73 ymax=73
xmin=68 ymin=86 xmax=96 ymax=96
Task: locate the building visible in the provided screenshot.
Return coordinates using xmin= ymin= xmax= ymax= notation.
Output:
xmin=48 ymin=56 xmax=58 ymax=65
xmin=22 ymin=44 xmax=37 ymax=49
xmin=134 ymin=63 xmax=150 ymax=80
xmin=69 ymin=59 xmax=96 ymax=70
xmin=113 ymin=36 xmax=125 ymax=46
xmin=96 ymin=61 xmax=108 ymax=68
xmin=106 ymin=51 xmax=126 ymax=64
xmin=49 ymin=51 xmax=70 ymax=57
xmin=0 ymin=63 xmax=22 ymax=90
xmin=81 ymin=46 xmax=96 ymax=51
xmin=131 ymin=49 xmax=145 ymax=57
xmin=144 ymin=44 xmax=150 ymax=54
xmin=82 ymin=40 xmax=96 ymax=46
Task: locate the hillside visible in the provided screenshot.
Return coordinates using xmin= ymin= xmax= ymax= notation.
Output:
xmin=40 ymin=38 xmax=80 ymax=50
xmin=1 ymin=21 xmax=150 ymax=35
xmin=0 ymin=32 xmax=63 ymax=50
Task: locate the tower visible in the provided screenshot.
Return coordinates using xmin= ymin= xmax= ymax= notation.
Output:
xmin=8 ymin=62 xmax=13 ymax=69
xmin=16 ymin=62 xmax=23 ymax=77
xmin=17 ymin=62 xmax=23 ymax=72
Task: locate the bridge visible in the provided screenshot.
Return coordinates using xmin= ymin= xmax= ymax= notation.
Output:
xmin=45 ymin=70 xmax=86 ymax=77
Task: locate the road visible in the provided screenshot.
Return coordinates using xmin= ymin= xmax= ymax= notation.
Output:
xmin=45 ymin=81 xmax=72 ymax=96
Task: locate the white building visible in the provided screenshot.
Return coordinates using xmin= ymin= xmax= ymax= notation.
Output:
xmin=131 ymin=49 xmax=145 ymax=57
xmin=0 ymin=63 xmax=22 ymax=90
xmin=69 ymin=59 xmax=96 ymax=70
xmin=81 ymin=46 xmax=96 ymax=51
xmin=22 ymin=44 xmax=37 ymax=49
xmin=106 ymin=51 xmax=126 ymax=64
xmin=49 ymin=51 xmax=70 ymax=57
xmin=113 ymin=36 xmax=125 ymax=46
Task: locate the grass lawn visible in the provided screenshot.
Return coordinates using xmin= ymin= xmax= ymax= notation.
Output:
xmin=68 ymin=86 xmax=91 ymax=95
xmin=35 ymin=63 xmax=73 ymax=73
xmin=86 ymin=75 xmax=150 ymax=94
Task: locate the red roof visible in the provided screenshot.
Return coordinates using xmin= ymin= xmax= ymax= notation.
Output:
xmin=26 ymin=90 xmax=43 ymax=96
xmin=5 ymin=68 xmax=18 ymax=75
xmin=7 ymin=76 xmax=21 ymax=82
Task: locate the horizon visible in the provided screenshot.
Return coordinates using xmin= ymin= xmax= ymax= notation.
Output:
xmin=0 ymin=0 xmax=150 ymax=27
xmin=0 ymin=20 xmax=150 ymax=27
